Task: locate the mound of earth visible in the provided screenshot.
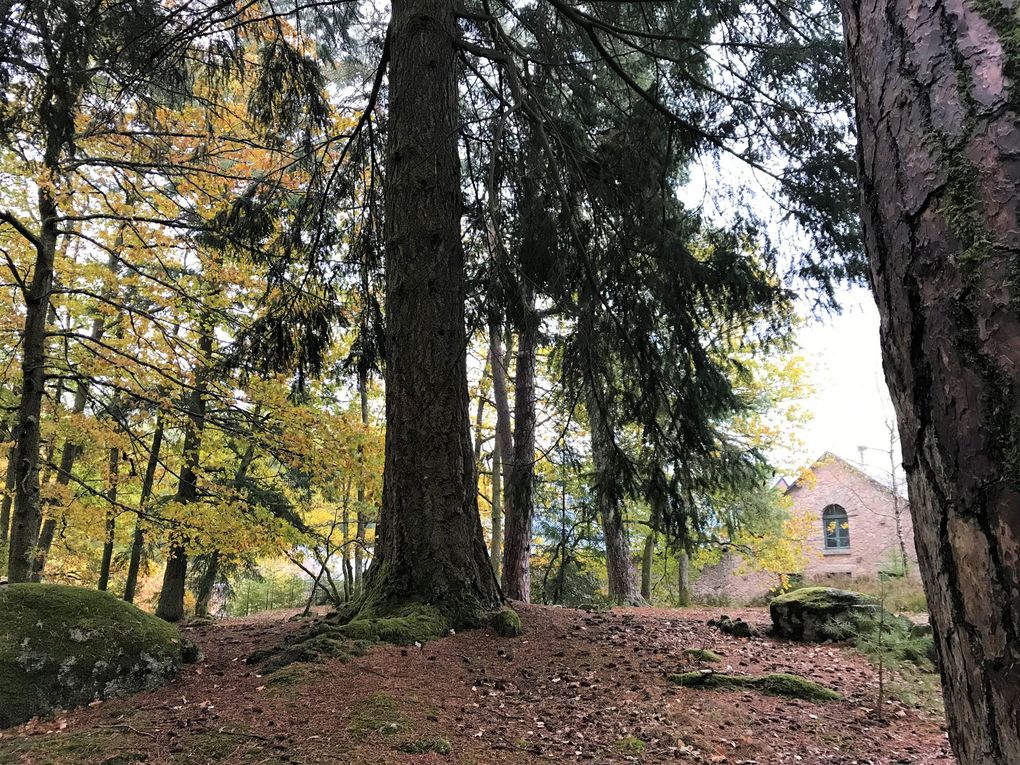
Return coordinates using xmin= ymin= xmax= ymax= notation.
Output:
xmin=0 ymin=583 xmax=186 ymax=727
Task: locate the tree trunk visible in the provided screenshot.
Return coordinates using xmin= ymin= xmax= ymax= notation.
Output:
xmin=677 ymin=551 xmax=691 ymax=607
xmin=7 ymin=184 xmax=58 ymax=583
xmin=97 ymin=447 xmax=119 ymax=591
xmin=1 ymin=446 xmax=15 ymax=547
xmin=488 ymin=325 xmax=511 ymax=580
xmin=358 ymin=0 xmax=502 ymax=625
xmin=355 ymin=369 xmax=369 ymax=593
xmin=640 ymin=532 xmax=655 ymax=602
xmin=586 ymin=385 xmax=638 ymax=605
xmin=501 ymin=304 xmax=538 ymax=601
xmin=156 ymin=330 xmax=212 ymax=622
xmin=32 ymin=249 xmax=120 ymax=581
xmin=840 ymin=3 xmax=1020 ymax=761
xmin=194 ymin=552 xmax=219 ymax=618
xmin=124 ymin=419 xmax=164 ymax=603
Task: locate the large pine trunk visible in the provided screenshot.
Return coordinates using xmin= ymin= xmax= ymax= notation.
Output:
xmin=840 ymin=3 xmax=1020 ymax=762
xmin=357 ymin=0 xmax=502 ymax=625
xmin=501 ymin=307 xmax=538 ymax=601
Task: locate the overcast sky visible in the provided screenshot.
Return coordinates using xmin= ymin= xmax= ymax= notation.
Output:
xmin=793 ymin=285 xmax=905 ymax=487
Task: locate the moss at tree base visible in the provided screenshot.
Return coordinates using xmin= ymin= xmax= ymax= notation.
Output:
xmin=490 ymin=607 xmax=523 ymax=637
xmin=0 ymin=583 xmax=184 ymax=728
xmin=669 ymin=670 xmax=842 ymax=701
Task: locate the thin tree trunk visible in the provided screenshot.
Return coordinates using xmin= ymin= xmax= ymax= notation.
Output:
xmin=501 ymin=301 xmax=538 ymax=601
xmin=355 ymin=370 xmax=369 ymax=592
xmin=586 ymin=384 xmax=638 ymax=605
xmin=194 ymin=552 xmax=219 ymax=618
xmin=97 ymin=447 xmax=119 ymax=591
xmin=156 ymin=330 xmax=212 ymax=622
xmin=489 ymin=324 xmax=511 ymax=583
xmin=677 ymin=551 xmax=691 ymax=607
xmin=124 ymin=418 xmax=164 ymax=603
xmin=640 ymin=532 xmax=655 ymax=602
xmin=1 ymin=446 xmax=16 ymax=548
xmin=840 ymin=4 xmax=1020 ymax=761
xmin=358 ymin=0 xmax=502 ymax=624
xmin=7 ymin=184 xmax=58 ymax=582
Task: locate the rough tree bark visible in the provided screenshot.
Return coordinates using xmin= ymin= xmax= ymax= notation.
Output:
xmin=840 ymin=3 xmax=1020 ymax=762
xmin=124 ymin=418 xmax=163 ymax=603
xmin=354 ymin=369 xmax=370 ymax=593
xmin=501 ymin=302 xmax=538 ymax=601
xmin=356 ymin=0 xmax=502 ymax=625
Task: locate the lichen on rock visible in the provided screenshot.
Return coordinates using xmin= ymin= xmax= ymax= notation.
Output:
xmin=0 ymin=583 xmax=185 ymax=728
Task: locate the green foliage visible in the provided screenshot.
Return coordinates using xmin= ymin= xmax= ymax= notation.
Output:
xmin=669 ymin=670 xmax=842 ymax=701
xmin=0 ymin=584 xmax=183 ymax=727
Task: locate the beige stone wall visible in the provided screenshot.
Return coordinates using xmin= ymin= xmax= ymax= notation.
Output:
xmin=691 ymin=551 xmax=778 ymax=604
xmin=790 ymin=455 xmax=919 ymax=579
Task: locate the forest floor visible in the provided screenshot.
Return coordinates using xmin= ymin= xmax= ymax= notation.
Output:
xmin=0 ymin=603 xmax=954 ymax=765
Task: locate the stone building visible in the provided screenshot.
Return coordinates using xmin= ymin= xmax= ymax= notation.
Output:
xmin=692 ymin=452 xmax=918 ymax=604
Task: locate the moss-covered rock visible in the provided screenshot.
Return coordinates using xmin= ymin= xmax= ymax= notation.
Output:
xmin=669 ymin=670 xmax=842 ymax=701
xmin=769 ymin=587 xmax=883 ymax=642
xmin=0 ymin=584 xmax=184 ymax=728
xmin=490 ymin=607 xmax=522 ymax=637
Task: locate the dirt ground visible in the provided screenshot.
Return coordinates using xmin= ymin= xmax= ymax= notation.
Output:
xmin=0 ymin=604 xmax=954 ymax=764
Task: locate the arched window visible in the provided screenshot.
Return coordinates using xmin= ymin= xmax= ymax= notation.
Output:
xmin=822 ymin=504 xmax=850 ymax=549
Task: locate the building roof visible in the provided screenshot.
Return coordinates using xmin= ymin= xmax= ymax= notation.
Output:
xmin=783 ymin=451 xmax=908 ymax=502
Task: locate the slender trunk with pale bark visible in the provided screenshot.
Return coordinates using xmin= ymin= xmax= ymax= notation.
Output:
xmin=840 ymin=3 xmax=1020 ymax=761
xmin=357 ymin=0 xmax=502 ymax=624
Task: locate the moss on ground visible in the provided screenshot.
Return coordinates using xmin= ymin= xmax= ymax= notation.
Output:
xmin=0 ymin=730 xmax=145 ymax=765
xmin=336 ymin=604 xmax=450 ymax=645
xmin=397 ymin=736 xmax=452 ymax=755
xmin=683 ymin=648 xmax=723 ymax=663
xmin=491 ymin=607 xmax=523 ymax=637
xmin=669 ymin=670 xmax=842 ymax=701
xmin=264 ymin=661 xmax=328 ymax=695
xmin=250 ymin=603 xmax=453 ymax=674
xmin=0 ymin=583 xmax=184 ymax=728
xmin=615 ymin=735 xmax=646 ymax=754
xmin=347 ymin=693 xmax=413 ymax=738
